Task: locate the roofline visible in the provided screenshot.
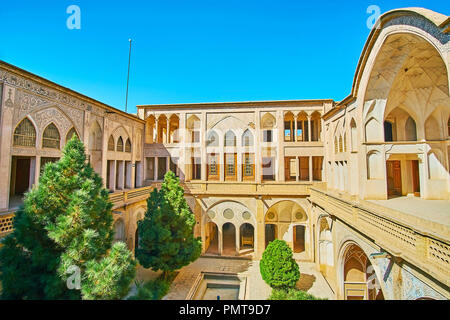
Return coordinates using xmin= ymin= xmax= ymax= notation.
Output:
xmin=0 ymin=60 xmax=144 ymax=123
xmin=137 ymin=99 xmax=335 ymax=110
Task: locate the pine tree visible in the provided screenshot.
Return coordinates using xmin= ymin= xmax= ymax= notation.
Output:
xmin=136 ymin=171 xmax=202 ymax=278
xmin=0 ymin=135 xmax=136 ymax=299
xmin=260 ymin=239 xmax=300 ymax=289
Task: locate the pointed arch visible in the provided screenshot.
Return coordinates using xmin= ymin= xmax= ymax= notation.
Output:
xmin=42 ymin=123 xmax=61 ymax=149
xmin=125 ymin=138 xmax=132 ymax=153
xmin=89 ymin=121 xmax=102 ymax=151
xmin=117 ymin=136 xmax=124 ymax=152
xmin=66 ymin=127 xmax=79 ymax=143
xmin=108 ymin=135 xmax=115 ymax=151
xmin=13 ymin=117 xmax=36 ymax=147
xmin=242 ymin=129 xmax=254 ymax=147
xmin=350 ymin=118 xmax=357 ymax=152
xmin=207 ymin=130 xmax=219 ymax=147
xmin=261 ymin=113 xmax=276 ymax=129
xmin=405 ymin=116 xmax=417 ymax=141
xmin=224 ymin=130 xmax=236 ymax=147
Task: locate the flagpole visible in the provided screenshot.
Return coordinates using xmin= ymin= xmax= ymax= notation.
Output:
xmin=125 ymin=38 xmax=132 ymax=113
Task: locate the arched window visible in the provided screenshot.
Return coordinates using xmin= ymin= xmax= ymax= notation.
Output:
xmin=66 ymin=127 xmax=79 ymax=142
xmin=242 ymin=129 xmax=253 ymax=147
xmin=117 ymin=137 xmax=124 ymax=152
xmin=207 ymin=131 xmax=219 ymax=147
xmin=405 ymin=117 xmax=417 ymax=141
xmin=125 ymin=138 xmax=132 ymax=153
xmin=350 ymin=119 xmax=357 ymax=152
xmin=334 ymin=137 xmax=338 ymax=154
xmin=42 ymin=123 xmax=60 ymax=149
xmin=224 ymin=130 xmax=236 ymax=147
xmin=108 ymin=135 xmax=115 ymax=151
xmin=13 ymin=118 xmax=36 ymax=147
xmin=343 ymin=133 xmax=347 ymax=152
xmin=89 ymin=121 xmax=102 ymax=151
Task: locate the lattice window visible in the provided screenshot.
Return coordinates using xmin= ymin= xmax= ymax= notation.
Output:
xmin=208 ymin=156 xmax=218 ymax=176
xmin=66 ymin=127 xmax=79 ymax=142
xmin=125 ymin=138 xmax=132 ymax=153
xmin=13 ymin=118 xmax=36 ymax=147
xmin=243 ymin=153 xmax=254 ymax=177
xmin=117 ymin=137 xmax=124 ymax=152
xmin=339 ymin=135 xmax=343 ymax=153
xmin=225 ymin=153 xmax=236 ymax=177
xmin=43 ymin=123 xmax=60 ymax=149
xmin=108 ymin=136 xmax=115 ymax=151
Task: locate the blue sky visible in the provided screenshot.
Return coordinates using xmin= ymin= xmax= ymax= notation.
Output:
xmin=0 ymin=1 xmax=448 ymax=114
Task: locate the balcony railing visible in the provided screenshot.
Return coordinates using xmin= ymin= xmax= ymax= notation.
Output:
xmin=0 ymin=186 xmax=154 ymax=239
xmin=310 ymin=187 xmax=450 ymax=288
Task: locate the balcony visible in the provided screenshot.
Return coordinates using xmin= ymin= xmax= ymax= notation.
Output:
xmin=0 ymin=186 xmax=154 ymax=240
xmin=310 ymin=186 xmax=450 ymax=288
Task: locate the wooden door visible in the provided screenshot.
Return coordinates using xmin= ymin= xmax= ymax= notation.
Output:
xmin=15 ymin=158 xmax=31 ymax=195
xmin=411 ymin=160 xmax=420 ymax=196
xmin=386 ymin=160 xmax=402 ymax=196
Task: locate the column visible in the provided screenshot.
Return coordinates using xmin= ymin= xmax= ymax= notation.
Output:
xmin=308 ymin=114 xmax=312 ymax=142
xmin=255 ymin=198 xmax=265 ymax=259
xmin=309 ymin=156 xmax=313 ymax=182
xmin=255 ymin=110 xmax=262 ymax=183
xmin=235 ymin=225 xmax=240 ymax=256
xmin=110 ymin=160 xmax=116 ymax=191
xmin=218 ymin=225 xmax=223 ymax=256
xmin=201 ymin=112 xmax=207 ymax=181
xmin=34 ymin=156 xmax=41 ymax=188
xmin=130 ymin=126 xmax=136 ymax=189
xmin=179 ymin=112 xmax=186 ymax=181
xmin=101 ymin=117 xmax=108 ymax=188
xmin=156 ymin=115 xmax=160 ymax=143
xmin=276 ymin=110 xmax=284 ymax=181
xmin=0 ymin=85 xmax=14 ymax=210
xmin=294 ymin=113 xmax=298 ymax=142
xmin=296 ymin=157 xmax=299 ymax=182
xmin=166 ymin=118 xmax=170 ymax=143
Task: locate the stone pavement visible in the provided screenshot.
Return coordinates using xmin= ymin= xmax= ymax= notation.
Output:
xmin=160 ymin=256 xmax=334 ymax=300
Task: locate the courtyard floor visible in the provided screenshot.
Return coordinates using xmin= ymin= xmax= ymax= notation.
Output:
xmin=133 ymin=256 xmax=335 ymax=300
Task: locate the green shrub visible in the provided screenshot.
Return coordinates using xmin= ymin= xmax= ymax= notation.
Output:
xmin=269 ymin=288 xmax=323 ymax=300
xmin=260 ymin=239 xmax=300 ymax=289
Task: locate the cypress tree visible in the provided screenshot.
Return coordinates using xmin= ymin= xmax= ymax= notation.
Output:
xmin=136 ymin=171 xmax=202 ymax=278
xmin=0 ymin=135 xmax=136 ymax=299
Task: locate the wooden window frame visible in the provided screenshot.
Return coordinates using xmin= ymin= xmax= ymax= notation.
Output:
xmin=224 ymin=153 xmax=237 ymax=181
xmin=207 ymin=153 xmax=220 ymax=181
xmin=242 ymin=153 xmax=255 ymax=181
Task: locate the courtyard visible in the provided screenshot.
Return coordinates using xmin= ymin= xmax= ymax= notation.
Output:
xmin=133 ymin=256 xmax=334 ymax=300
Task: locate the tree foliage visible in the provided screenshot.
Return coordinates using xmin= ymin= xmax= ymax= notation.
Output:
xmin=0 ymin=135 xmax=136 ymax=299
xmin=269 ymin=288 xmax=323 ymax=300
xmin=259 ymin=239 xmax=300 ymax=289
xmin=136 ymin=171 xmax=201 ymax=277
